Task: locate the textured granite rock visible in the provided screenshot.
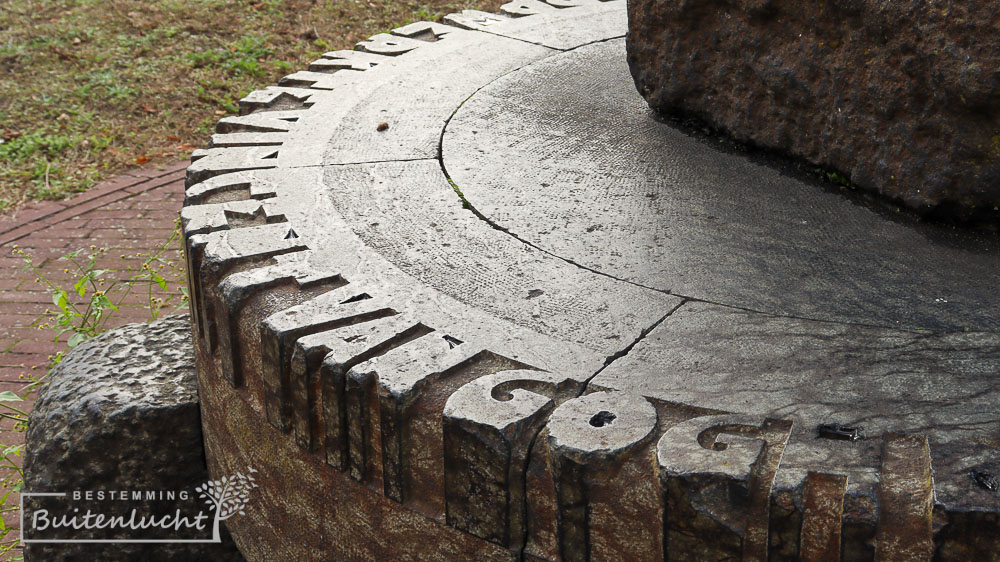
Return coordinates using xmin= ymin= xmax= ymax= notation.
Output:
xmin=627 ymin=0 xmax=1000 ymax=222
xmin=23 ymin=314 xmax=242 ymax=561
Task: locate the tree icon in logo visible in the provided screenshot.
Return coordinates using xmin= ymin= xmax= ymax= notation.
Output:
xmin=195 ymin=467 xmax=259 ymax=542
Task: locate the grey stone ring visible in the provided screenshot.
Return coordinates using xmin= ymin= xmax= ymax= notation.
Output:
xmin=181 ymin=1 xmax=1000 ymax=559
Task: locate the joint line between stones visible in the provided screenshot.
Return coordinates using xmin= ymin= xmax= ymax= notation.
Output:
xmin=287 ymin=157 xmax=438 ymax=169
xmin=507 ymin=300 xmax=681 ymax=558
xmin=582 ymin=298 xmax=685 ymax=389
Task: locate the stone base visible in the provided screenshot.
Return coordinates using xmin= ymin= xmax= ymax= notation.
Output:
xmin=24 ymin=315 xmax=242 ymax=561
xmin=180 ymin=0 xmax=1000 ymax=559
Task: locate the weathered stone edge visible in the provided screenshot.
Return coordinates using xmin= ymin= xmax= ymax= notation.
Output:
xmin=179 ymin=2 xmax=997 ymax=559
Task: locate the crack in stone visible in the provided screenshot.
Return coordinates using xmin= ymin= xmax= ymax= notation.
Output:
xmin=437 ymin=91 xmax=680 ymax=297
xmin=583 ymin=299 xmax=686 ymax=389
xmin=451 ymin=16 xmax=625 ymax=52
xmin=288 ymin=157 xmax=437 ymax=169
xmin=436 ymin=163 xmax=956 ymax=333
xmin=506 ymin=300 xmax=682 ymax=559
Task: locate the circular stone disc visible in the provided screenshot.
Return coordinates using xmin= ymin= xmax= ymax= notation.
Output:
xmin=181 ymin=3 xmax=1000 ymax=559
xmin=444 ymin=38 xmax=1000 ymax=332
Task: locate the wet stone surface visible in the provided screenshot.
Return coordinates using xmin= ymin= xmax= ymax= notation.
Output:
xmin=445 ymin=38 xmax=1000 ymax=333
xmin=180 ymin=1 xmax=1000 ymax=559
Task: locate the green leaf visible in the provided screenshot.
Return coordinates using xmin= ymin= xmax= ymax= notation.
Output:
xmin=68 ymin=332 xmax=86 ymax=348
xmin=53 ymin=290 xmax=69 ymax=312
xmin=0 ymin=392 xmax=22 ymax=403
xmin=152 ymin=274 xmax=168 ymax=291
xmin=74 ymin=277 xmax=87 ymax=297
xmin=96 ymin=294 xmax=118 ymax=312
xmin=1 ymin=445 xmax=22 ymax=457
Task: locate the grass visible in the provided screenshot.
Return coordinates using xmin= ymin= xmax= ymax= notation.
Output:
xmin=0 ymin=0 xmax=499 ymax=212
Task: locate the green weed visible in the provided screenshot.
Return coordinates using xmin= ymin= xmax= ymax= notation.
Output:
xmin=0 ymin=133 xmax=77 ymax=162
xmin=13 ymin=221 xmax=188 ymax=355
xmin=186 ymin=34 xmax=275 ymax=77
xmin=823 ymin=169 xmax=852 ymax=187
xmin=0 ymin=222 xmax=186 ymax=557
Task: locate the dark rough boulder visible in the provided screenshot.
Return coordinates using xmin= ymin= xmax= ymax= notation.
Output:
xmin=627 ymin=0 xmax=1000 ymax=222
xmin=23 ymin=314 xmax=242 ymax=561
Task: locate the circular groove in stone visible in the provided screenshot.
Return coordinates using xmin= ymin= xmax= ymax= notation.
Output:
xmin=443 ymin=38 xmax=1000 ymax=332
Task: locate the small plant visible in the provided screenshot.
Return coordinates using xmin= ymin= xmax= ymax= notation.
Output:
xmin=12 ymin=218 xmax=188 ymax=364
xmin=0 ymin=132 xmax=78 ymax=163
xmin=0 ymin=221 xmax=188 ymax=557
xmin=105 ymin=82 xmax=138 ymax=101
xmin=447 ymin=178 xmax=471 ymax=210
xmin=816 ymin=167 xmax=852 ymax=187
xmin=186 ymin=34 xmax=275 ymax=78
xmin=0 ymin=390 xmax=27 ymax=556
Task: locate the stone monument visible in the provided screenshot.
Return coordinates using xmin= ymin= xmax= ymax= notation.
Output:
xmin=181 ymin=1 xmax=1000 ymax=559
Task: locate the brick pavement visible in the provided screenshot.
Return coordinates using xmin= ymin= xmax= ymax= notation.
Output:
xmin=0 ymin=162 xmax=188 ymax=554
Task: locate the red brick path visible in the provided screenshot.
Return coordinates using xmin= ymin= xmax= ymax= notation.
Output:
xmin=0 ymin=162 xmax=187 ymax=554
